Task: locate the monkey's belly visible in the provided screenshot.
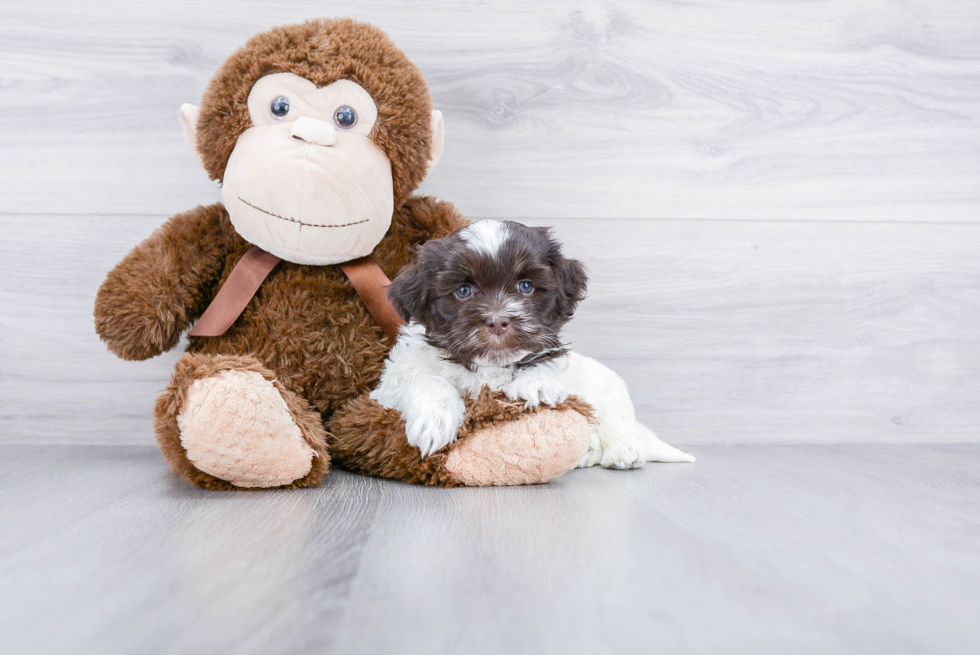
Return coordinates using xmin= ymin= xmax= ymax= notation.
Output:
xmin=187 ymin=274 xmax=391 ymax=415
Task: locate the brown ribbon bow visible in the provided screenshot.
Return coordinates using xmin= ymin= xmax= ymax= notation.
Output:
xmin=188 ymin=246 xmax=405 ymax=343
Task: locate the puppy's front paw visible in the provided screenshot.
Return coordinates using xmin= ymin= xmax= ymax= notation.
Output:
xmin=403 ymin=396 xmax=466 ymax=458
xmin=504 ymin=375 xmax=568 ymax=409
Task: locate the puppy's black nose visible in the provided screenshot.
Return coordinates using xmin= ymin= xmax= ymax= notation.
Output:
xmin=486 ymin=315 xmax=511 ymax=336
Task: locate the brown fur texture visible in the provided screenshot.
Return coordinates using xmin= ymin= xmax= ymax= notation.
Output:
xmin=327 ymin=387 xmax=594 ymax=487
xmin=196 ymin=18 xmax=433 ymax=206
xmin=154 ymin=353 xmax=329 ymax=490
xmin=94 ymin=203 xmax=238 ymax=361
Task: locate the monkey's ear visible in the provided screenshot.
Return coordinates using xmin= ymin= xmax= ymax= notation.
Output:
xmin=426 ymin=110 xmax=445 ymax=175
xmin=178 ymin=103 xmax=204 ymax=168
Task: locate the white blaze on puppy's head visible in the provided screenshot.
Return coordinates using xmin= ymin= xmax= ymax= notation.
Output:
xmin=460 ymin=220 xmax=511 ymax=257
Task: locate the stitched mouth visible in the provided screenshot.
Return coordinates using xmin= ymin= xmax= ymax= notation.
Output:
xmin=238 ymin=197 xmax=369 ymax=228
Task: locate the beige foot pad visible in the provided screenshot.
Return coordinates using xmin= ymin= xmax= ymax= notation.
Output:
xmin=445 ymin=406 xmax=591 ymax=485
xmin=177 ymin=370 xmax=315 ymax=488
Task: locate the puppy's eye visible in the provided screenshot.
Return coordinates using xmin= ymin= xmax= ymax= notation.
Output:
xmin=334 ymin=105 xmax=357 ymax=129
xmin=455 ymin=284 xmax=474 ymax=299
xmin=517 ymin=280 xmax=534 ymax=294
xmin=270 ymin=96 xmax=290 ymax=119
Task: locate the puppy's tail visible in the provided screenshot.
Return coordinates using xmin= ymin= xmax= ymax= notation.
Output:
xmin=634 ymin=422 xmax=696 ymax=463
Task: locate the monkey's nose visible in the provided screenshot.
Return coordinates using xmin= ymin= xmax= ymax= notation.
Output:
xmin=486 ymin=315 xmax=512 ymax=336
xmin=291 ymin=116 xmax=336 ymax=147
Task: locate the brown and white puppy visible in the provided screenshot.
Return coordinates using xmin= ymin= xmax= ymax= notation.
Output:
xmin=371 ymin=220 xmax=695 ymax=468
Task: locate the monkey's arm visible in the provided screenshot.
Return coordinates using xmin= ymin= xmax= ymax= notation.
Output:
xmin=94 ymin=203 xmax=237 ymax=361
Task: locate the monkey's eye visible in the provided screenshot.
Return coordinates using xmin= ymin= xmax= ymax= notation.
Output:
xmin=270 ymin=96 xmax=290 ymax=119
xmin=517 ymin=280 xmax=534 ymax=294
xmin=455 ymin=284 xmax=474 ymax=299
xmin=334 ymin=105 xmax=357 ymax=129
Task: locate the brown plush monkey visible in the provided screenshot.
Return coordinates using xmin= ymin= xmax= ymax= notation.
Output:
xmin=94 ymin=19 xmax=591 ymax=489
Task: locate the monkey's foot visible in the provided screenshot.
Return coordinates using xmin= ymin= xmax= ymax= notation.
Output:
xmin=177 ymin=370 xmax=315 ymax=487
xmin=156 ymin=354 xmax=328 ymax=490
xmin=327 ymin=388 xmax=594 ymax=487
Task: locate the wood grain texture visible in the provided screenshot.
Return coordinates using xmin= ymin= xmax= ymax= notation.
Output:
xmin=0 ymin=0 xmax=978 ymax=220
xmin=1 ymin=444 xmax=978 ymax=654
xmin=0 ymin=446 xmax=383 ymax=654
xmin=1 ymin=214 xmax=977 ymax=446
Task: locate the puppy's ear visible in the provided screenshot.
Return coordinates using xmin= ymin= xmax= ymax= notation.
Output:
xmin=387 ymin=240 xmax=445 ymax=323
xmin=543 ymin=231 xmax=588 ymax=320
xmin=554 ymin=256 xmax=589 ymax=319
xmin=387 ymin=256 xmax=427 ymax=323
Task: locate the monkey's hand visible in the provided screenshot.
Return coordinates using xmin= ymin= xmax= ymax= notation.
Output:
xmin=94 ymin=204 xmax=235 ymax=361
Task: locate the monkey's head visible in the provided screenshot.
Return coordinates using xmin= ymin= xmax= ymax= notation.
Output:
xmin=179 ymin=19 xmax=444 ymax=265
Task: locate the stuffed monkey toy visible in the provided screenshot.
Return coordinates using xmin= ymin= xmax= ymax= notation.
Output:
xmin=94 ymin=19 xmax=592 ymax=489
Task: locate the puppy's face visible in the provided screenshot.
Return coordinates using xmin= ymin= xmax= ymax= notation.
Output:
xmin=388 ymin=220 xmax=588 ymax=368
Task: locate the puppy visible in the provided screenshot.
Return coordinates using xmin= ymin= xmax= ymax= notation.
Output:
xmin=370 ymin=220 xmax=694 ymax=469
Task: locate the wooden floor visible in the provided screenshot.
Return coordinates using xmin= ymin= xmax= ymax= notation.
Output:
xmin=2 ymin=444 xmax=978 ymax=654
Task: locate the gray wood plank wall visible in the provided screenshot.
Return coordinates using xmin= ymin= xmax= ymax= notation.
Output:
xmin=1 ymin=0 xmax=978 ymax=445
